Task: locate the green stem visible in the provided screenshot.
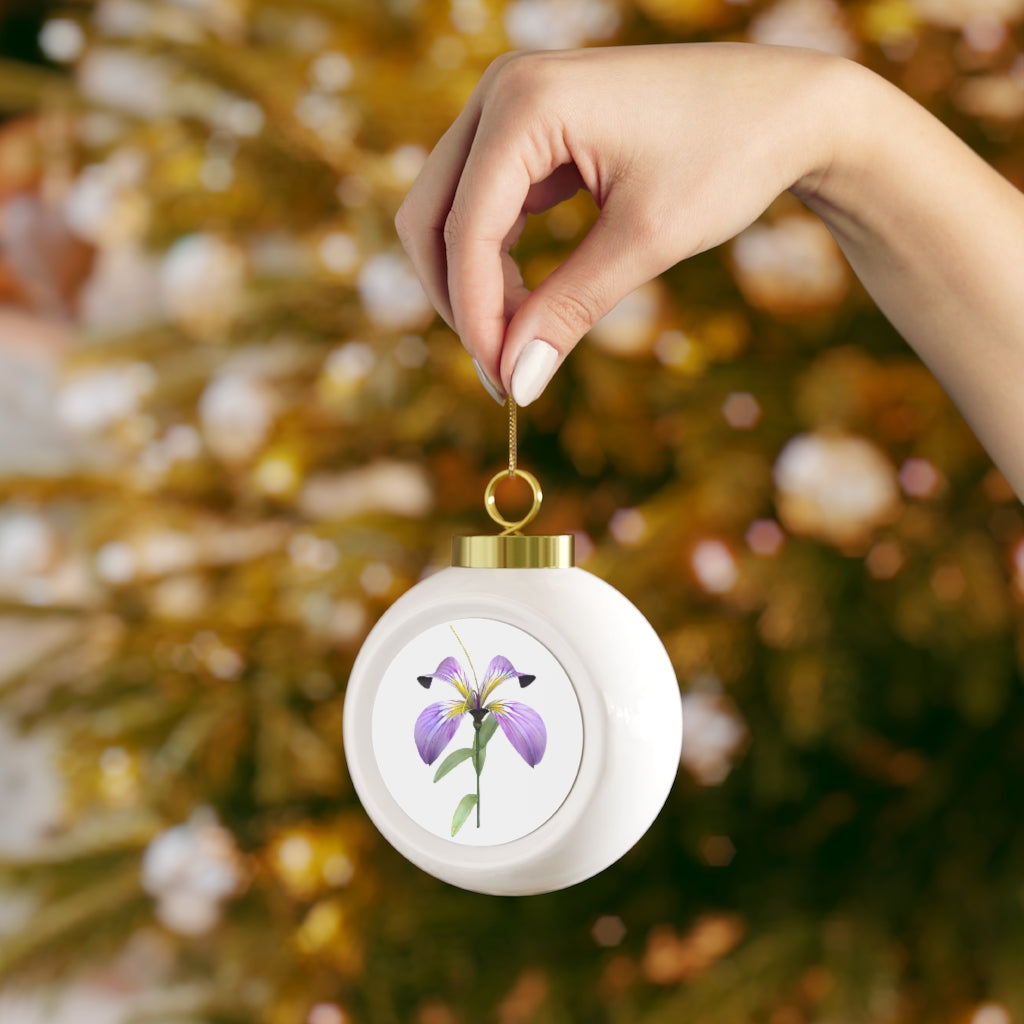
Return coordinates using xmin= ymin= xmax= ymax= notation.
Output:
xmin=473 ymin=719 xmax=481 ymax=828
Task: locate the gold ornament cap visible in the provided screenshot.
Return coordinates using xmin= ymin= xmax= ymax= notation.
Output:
xmin=452 ymin=467 xmax=574 ymax=569
xmin=452 ymin=532 xmax=575 ymax=569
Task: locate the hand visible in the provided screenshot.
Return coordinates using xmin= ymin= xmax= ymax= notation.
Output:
xmin=397 ymin=42 xmax=1024 ymax=500
xmin=395 ymin=43 xmax=844 ymax=405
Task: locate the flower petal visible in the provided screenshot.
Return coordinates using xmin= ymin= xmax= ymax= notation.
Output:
xmin=414 ymin=701 xmax=465 ymax=764
xmin=416 ymin=656 xmax=470 ymax=698
xmin=481 ymin=655 xmax=536 ymax=702
xmin=489 ymin=700 xmax=546 ymax=767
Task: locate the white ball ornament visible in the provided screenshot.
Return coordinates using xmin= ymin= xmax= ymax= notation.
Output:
xmin=344 ymin=434 xmax=683 ymax=896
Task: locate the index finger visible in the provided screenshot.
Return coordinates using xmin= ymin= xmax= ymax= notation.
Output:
xmin=445 ymin=89 xmax=568 ymax=382
xmin=394 ymin=55 xmax=520 ymax=331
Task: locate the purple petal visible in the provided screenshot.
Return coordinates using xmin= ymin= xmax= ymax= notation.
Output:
xmin=481 ymin=656 xmax=536 ymax=700
xmin=490 ymin=701 xmax=546 ymax=767
xmin=414 ymin=702 xmax=464 ymax=764
xmin=417 ymin=657 xmax=470 ymax=697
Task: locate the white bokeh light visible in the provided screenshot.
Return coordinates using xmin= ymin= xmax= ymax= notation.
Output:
xmin=691 ymin=539 xmax=739 ymax=594
xmin=357 ymin=253 xmax=434 ymax=331
xmin=774 ymin=432 xmax=900 ymax=547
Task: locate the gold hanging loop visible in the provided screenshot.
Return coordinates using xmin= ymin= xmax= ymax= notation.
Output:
xmin=484 ymin=468 xmax=542 ymax=535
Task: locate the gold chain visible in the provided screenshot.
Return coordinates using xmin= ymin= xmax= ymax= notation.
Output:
xmin=484 ymin=397 xmax=541 ymax=534
xmin=507 ymin=396 xmax=517 ymax=478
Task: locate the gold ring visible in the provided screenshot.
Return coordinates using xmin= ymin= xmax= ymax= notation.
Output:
xmin=484 ymin=468 xmax=542 ymax=534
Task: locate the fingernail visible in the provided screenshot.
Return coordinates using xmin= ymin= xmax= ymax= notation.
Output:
xmin=472 ymin=358 xmax=506 ymax=405
xmin=510 ymin=339 xmax=559 ymax=407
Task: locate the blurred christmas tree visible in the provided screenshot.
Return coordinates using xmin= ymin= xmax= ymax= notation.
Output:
xmin=1 ymin=0 xmax=1023 ymax=1022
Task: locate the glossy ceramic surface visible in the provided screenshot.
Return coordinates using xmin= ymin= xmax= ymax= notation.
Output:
xmin=344 ymin=566 xmax=683 ymax=895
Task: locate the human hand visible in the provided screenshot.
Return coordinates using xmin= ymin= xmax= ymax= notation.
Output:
xmin=395 ymin=43 xmax=845 ymax=405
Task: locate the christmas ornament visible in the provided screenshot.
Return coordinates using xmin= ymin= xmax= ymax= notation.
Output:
xmin=344 ymin=401 xmax=682 ymax=895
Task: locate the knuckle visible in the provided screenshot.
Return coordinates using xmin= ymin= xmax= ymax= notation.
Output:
xmin=486 ymin=52 xmax=556 ymax=117
xmin=546 ymin=285 xmax=604 ymax=337
xmin=394 ymin=200 xmax=415 ymax=251
xmin=489 ymin=51 xmax=537 ymax=89
xmin=486 ymin=50 xmax=539 ymax=89
xmin=482 ymin=50 xmax=524 ymax=81
xmin=442 ymin=204 xmax=468 ymax=250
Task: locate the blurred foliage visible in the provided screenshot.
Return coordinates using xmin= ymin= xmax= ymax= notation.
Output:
xmin=0 ymin=1 xmax=1023 ymax=1023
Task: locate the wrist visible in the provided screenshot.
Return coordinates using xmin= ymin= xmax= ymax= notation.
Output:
xmin=788 ymin=53 xmax=878 ymax=214
xmin=790 ymin=56 xmax=952 ymax=256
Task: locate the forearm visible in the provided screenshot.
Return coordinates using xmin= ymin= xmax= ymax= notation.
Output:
xmin=795 ymin=59 xmax=1024 ymax=497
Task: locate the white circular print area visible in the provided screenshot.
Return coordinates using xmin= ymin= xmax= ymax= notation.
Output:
xmin=372 ymin=617 xmax=584 ymax=846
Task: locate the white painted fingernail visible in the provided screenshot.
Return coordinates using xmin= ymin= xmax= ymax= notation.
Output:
xmin=472 ymin=358 xmax=506 ymax=405
xmin=510 ymin=339 xmax=559 ymax=407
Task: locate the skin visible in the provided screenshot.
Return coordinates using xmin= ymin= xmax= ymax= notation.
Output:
xmin=395 ymin=43 xmax=1024 ymax=499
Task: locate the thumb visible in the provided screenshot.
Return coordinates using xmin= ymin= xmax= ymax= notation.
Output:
xmin=500 ymin=208 xmax=655 ymax=406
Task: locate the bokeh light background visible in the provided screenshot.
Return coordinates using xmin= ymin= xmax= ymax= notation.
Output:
xmin=1 ymin=1 xmax=1024 ymax=1022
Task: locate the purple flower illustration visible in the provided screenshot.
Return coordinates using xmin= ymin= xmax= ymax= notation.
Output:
xmin=414 ymin=655 xmax=546 ymax=766
xmin=414 ymin=627 xmax=546 ymax=835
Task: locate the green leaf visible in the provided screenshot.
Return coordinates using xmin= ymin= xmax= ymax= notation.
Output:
xmin=433 ymin=747 xmax=474 ymax=783
xmin=473 ymin=743 xmax=486 ymax=777
xmin=450 ymin=794 xmax=478 ymax=837
xmin=479 ymin=715 xmax=499 ymax=748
